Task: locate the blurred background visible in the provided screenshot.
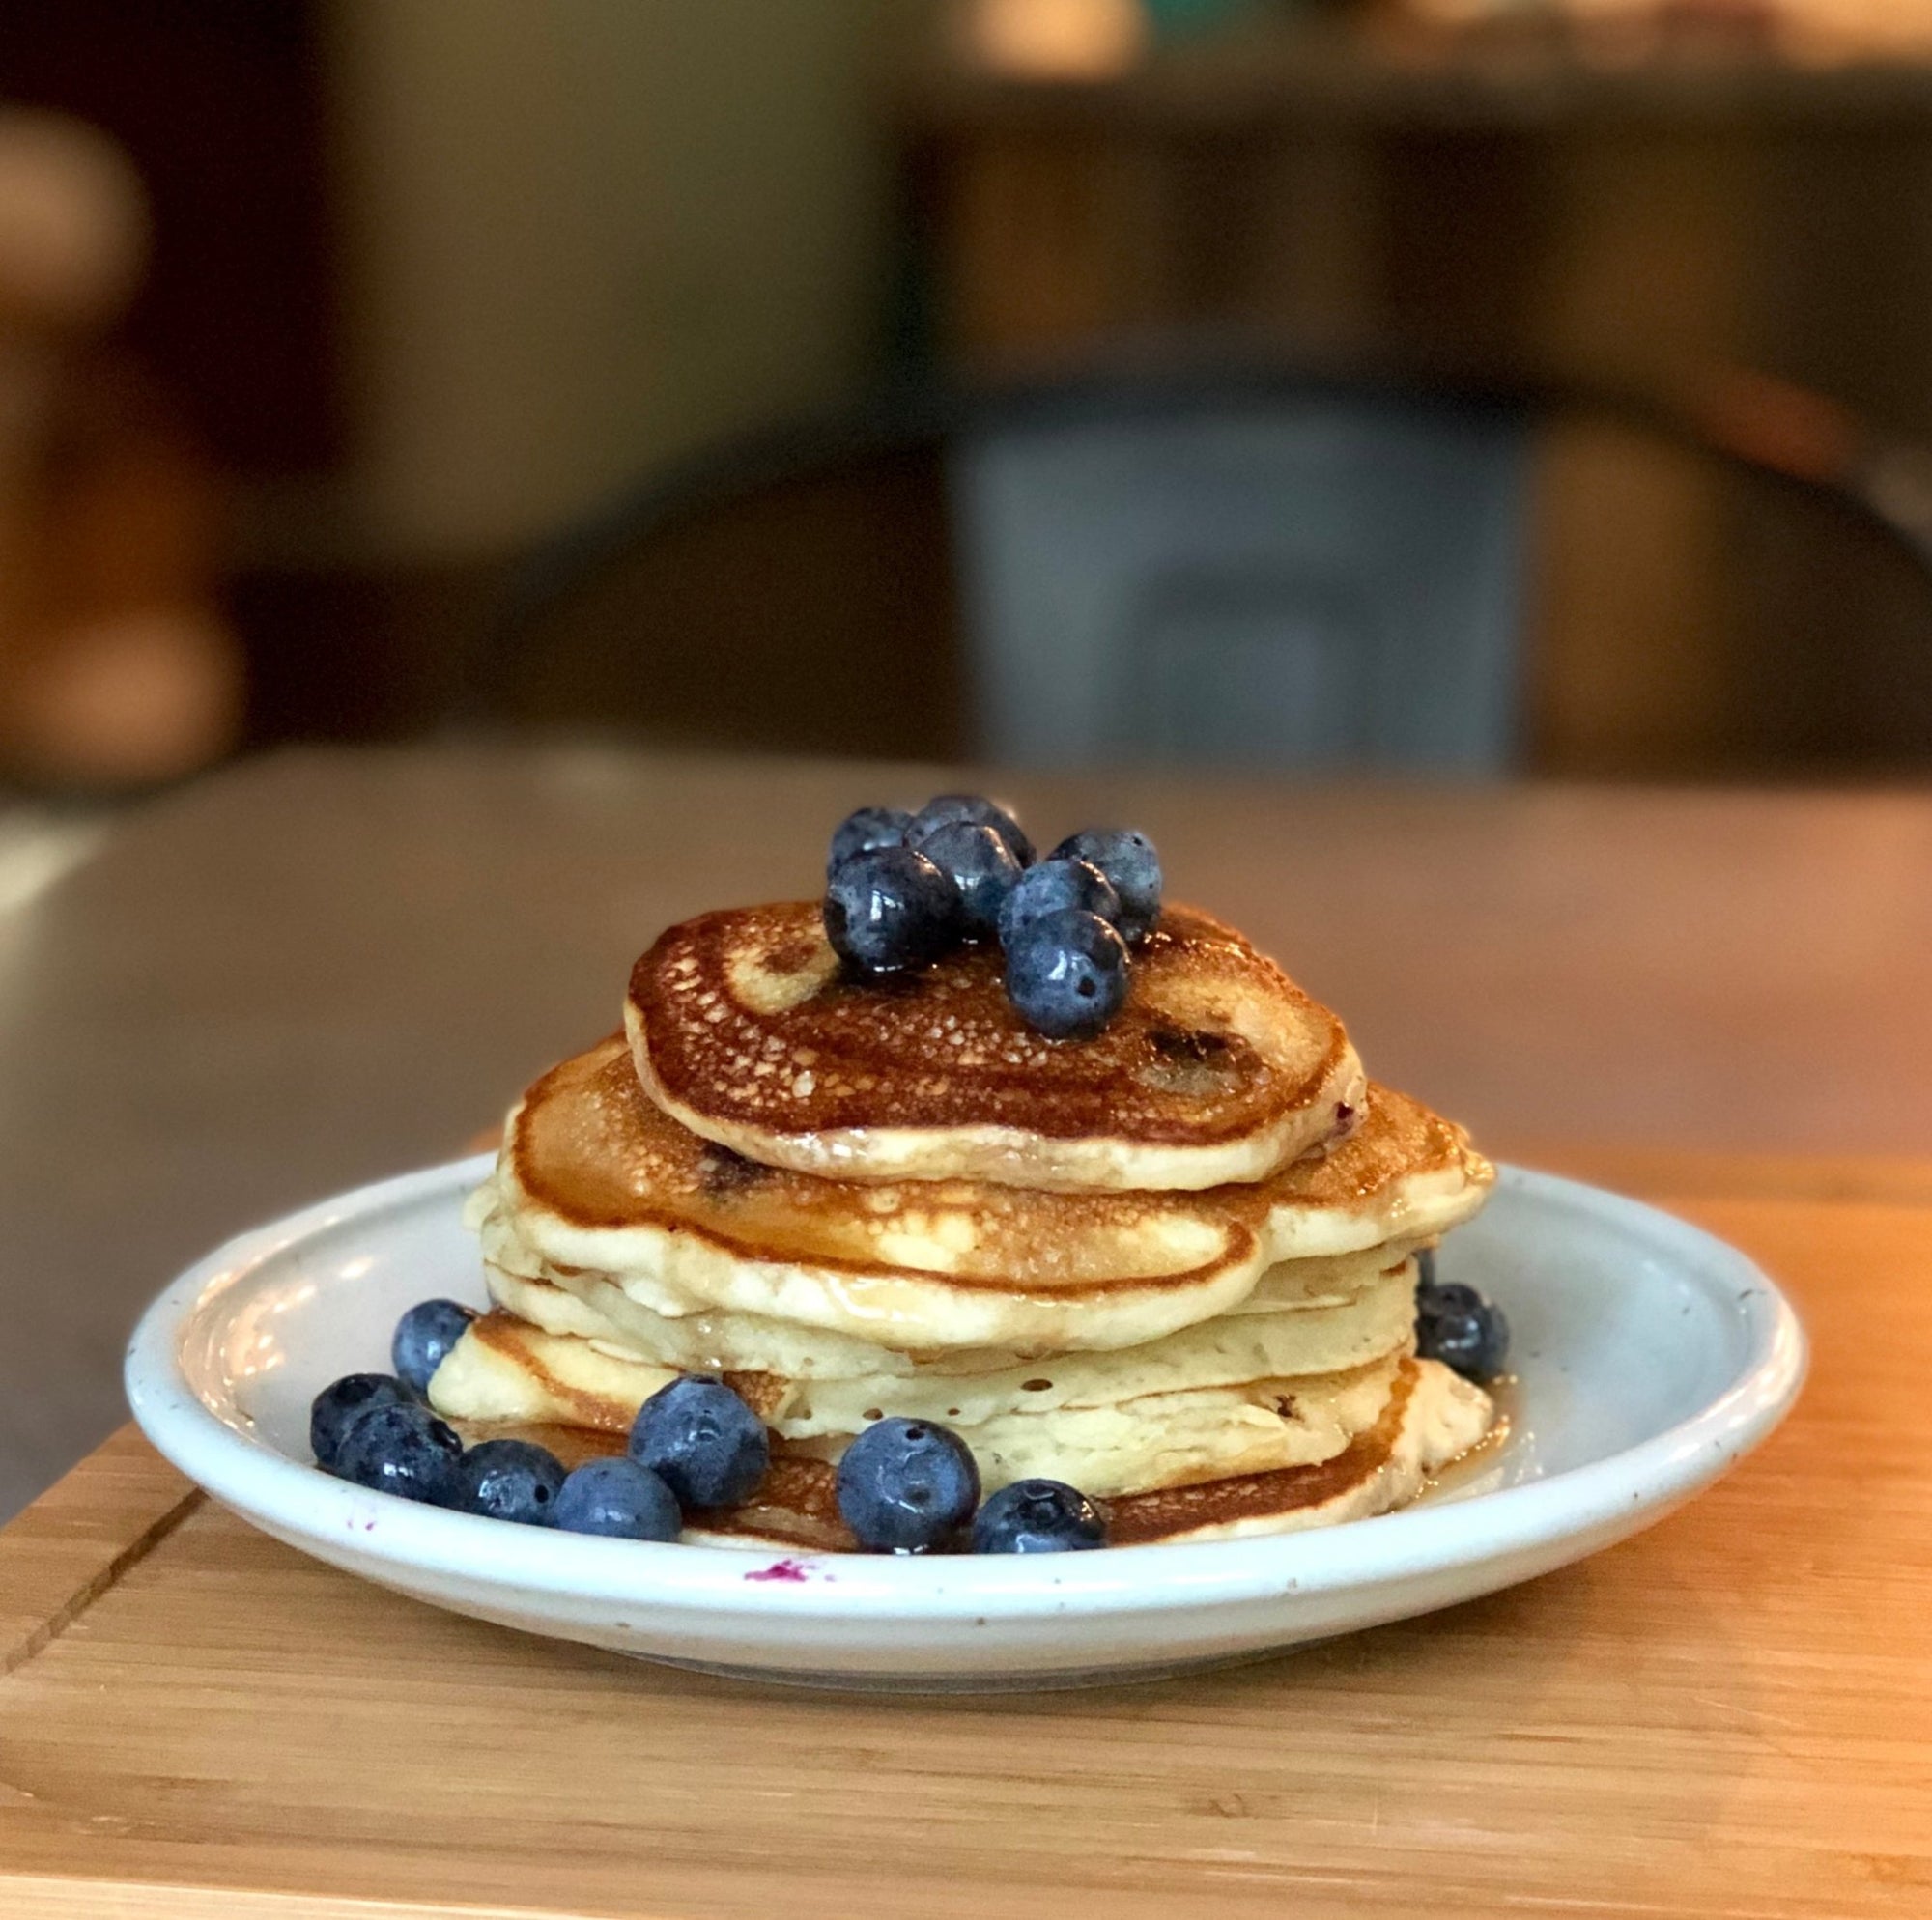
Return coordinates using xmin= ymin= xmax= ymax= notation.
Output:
xmin=8 ymin=0 xmax=1932 ymax=805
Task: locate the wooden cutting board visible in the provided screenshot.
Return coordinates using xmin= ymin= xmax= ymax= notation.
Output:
xmin=0 ymin=1186 xmax=1927 ymax=1919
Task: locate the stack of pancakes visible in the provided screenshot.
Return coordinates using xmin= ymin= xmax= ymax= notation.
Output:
xmin=430 ymin=901 xmax=1497 ymax=1547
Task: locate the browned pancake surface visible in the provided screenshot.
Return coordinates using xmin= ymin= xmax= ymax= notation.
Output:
xmin=504 ymin=1037 xmax=1475 ymax=1296
xmin=628 ymin=901 xmax=1350 ymax=1149
xmin=510 ymin=1039 xmax=1256 ymax=1291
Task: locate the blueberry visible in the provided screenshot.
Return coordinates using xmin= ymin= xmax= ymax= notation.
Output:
xmin=333 ymin=1399 xmax=464 ymax=1505
xmin=310 ymin=1372 xmax=413 ymax=1472
xmin=918 ymin=820 xmax=1023 ymax=939
xmin=1005 ymin=908 xmax=1129 ymax=1040
xmin=630 ymin=1374 xmax=769 ymax=1509
xmin=971 ymin=1479 xmax=1107 ymax=1554
xmin=836 ymin=1417 xmax=980 ymax=1552
xmin=392 ymin=1298 xmax=477 ymax=1396
xmin=997 ymin=856 xmax=1121 ymax=951
xmin=823 ymin=846 xmax=962 ymax=974
xmin=456 ymin=1438 xmax=566 ymax=1525
xmin=1414 ymin=1246 xmax=1484 ymax=1324
xmin=828 ymin=805 xmax=912 ymax=877
xmin=1050 ymin=829 xmax=1162 ymax=942
xmin=1416 ymin=1282 xmax=1511 ymax=1384
xmin=553 ymin=1456 xmax=682 ymax=1540
xmin=1418 ymin=1279 xmax=1483 ymax=1319
xmin=909 ymin=793 xmax=1035 ymax=867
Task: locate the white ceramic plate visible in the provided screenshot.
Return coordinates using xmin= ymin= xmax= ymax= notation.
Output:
xmin=126 ymin=1156 xmax=1804 ymax=1691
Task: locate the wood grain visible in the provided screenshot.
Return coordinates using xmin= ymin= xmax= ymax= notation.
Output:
xmin=0 ymin=1427 xmax=198 ymax=1679
xmin=0 ymin=1192 xmax=1925 ymax=1918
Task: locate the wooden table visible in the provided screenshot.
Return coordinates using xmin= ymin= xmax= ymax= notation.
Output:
xmin=1 ymin=745 xmax=1930 ymax=1912
xmin=0 ymin=1171 xmax=1925 ymax=1917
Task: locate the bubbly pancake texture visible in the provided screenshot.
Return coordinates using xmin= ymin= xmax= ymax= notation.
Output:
xmin=480 ymin=1036 xmax=1490 ymax=1354
xmin=626 ymin=902 xmax=1366 ymax=1190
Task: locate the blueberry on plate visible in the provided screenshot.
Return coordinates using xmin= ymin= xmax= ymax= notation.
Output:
xmin=823 ymin=845 xmax=962 ymax=974
xmin=1050 ymin=829 xmax=1162 ymax=942
xmin=908 ymin=793 xmax=1036 ymax=867
xmin=997 ymin=855 xmax=1121 ymax=951
xmin=836 ymin=1416 xmax=980 ymax=1553
xmin=1005 ymin=908 xmax=1129 ymax=1041
xmin=332 ymin=1399 xmax=465 ymax=1505
xmin=1417 ymin=1277 xmax=1483 ymax=1318
xmin=553 ymin=1456 xmax=683 ymax=1540
xmin=310 ymin=1372 xmax=414 ymax=1472
xmin=971 ymin=1478 xmax=1107 ymax=1554
xmin=456 ymin=1437 xmax=567 ymax=1526
xmin=828 ymin=804 xmax=912 ymax=877
xmin=392 ymin=1297 xmax=477 ymax=1396
xmin=1416 ymin=1278 xmax=1511 ymax=1384
xmin=917 ymin=820 xmax=1023 ymax=939
xmin=630 ymin=1374 xmax=769 ymax=1509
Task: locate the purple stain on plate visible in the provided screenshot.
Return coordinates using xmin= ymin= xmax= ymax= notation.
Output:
xmin=744 ymin=1558 xmax=813 ymax=1584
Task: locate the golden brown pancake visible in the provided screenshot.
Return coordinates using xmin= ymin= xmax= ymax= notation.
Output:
xmin=479 ymin=1257 xmax=1421 ymax=1404
xmin=479 ymin=1036 xmax=1490 ymax=1354
xmin=626 ymin=902 xmax=1366 ymax=1190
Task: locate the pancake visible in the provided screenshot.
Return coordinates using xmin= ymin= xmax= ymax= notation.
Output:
xmin=428 ymin=1311 xmax=1420 ymax=1498
xmin=440 ymin=1358 xmax=1492 ymax=1549
xmin=480 ymin=1256 xmax=1419 ymax=1412
xmin=626 ymin=902 xmax=1366 ymax=1191
xmin=1075 ymin=1359 xmax=1492 ymax=1548
xmin=481 ymin=1036 xmax=1490 ymax=1355
xmin=781 ymin=1359 xmax=1407 ymax=1497
xmin=428 ymin=1313 xmax=672 ymax=1434
xmin=478 ymin=1201 xmax=1409 ymax=1377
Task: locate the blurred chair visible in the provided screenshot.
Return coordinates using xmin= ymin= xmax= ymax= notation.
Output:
xmin=952 ymin=392 xmax=1522 ymax=771
xmin=460 ymin=360 xmax=1932 ymax=775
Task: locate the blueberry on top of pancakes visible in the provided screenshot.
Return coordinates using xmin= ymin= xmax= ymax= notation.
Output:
xmin=1005 ymin=907 xmax=1129 ymax=1040
xmin=1051 ymin=829 xmax=1162 ymax=944
xmin=907 ymin=792 xmax=1036 ymax=868
xmin=827 ymin=805 xmax=912 ymax=878
xmin=823 ymin=845 xmax=961 ymax=974
xmin=918 ymin=819 xmax=1024 ymax=939
xmin=998 ymin=855 xmax=1121 ymax=951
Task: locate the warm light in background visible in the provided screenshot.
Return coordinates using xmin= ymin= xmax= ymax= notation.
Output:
xmin=1402 ymin=0 xmax=1932 ymax=60
xmin=1766 ymin=0 xmax=1932 ymax=60
xmin=960 ymin=0 xmax=1149 ymax=80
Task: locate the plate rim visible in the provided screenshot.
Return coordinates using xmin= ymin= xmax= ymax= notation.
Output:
xmin=125 ymin=1154 xmax=1807 ymax=1621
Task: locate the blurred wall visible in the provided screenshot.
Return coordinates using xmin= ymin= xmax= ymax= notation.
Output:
xmin=325 ymin=0 xmax=921 ymax=564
